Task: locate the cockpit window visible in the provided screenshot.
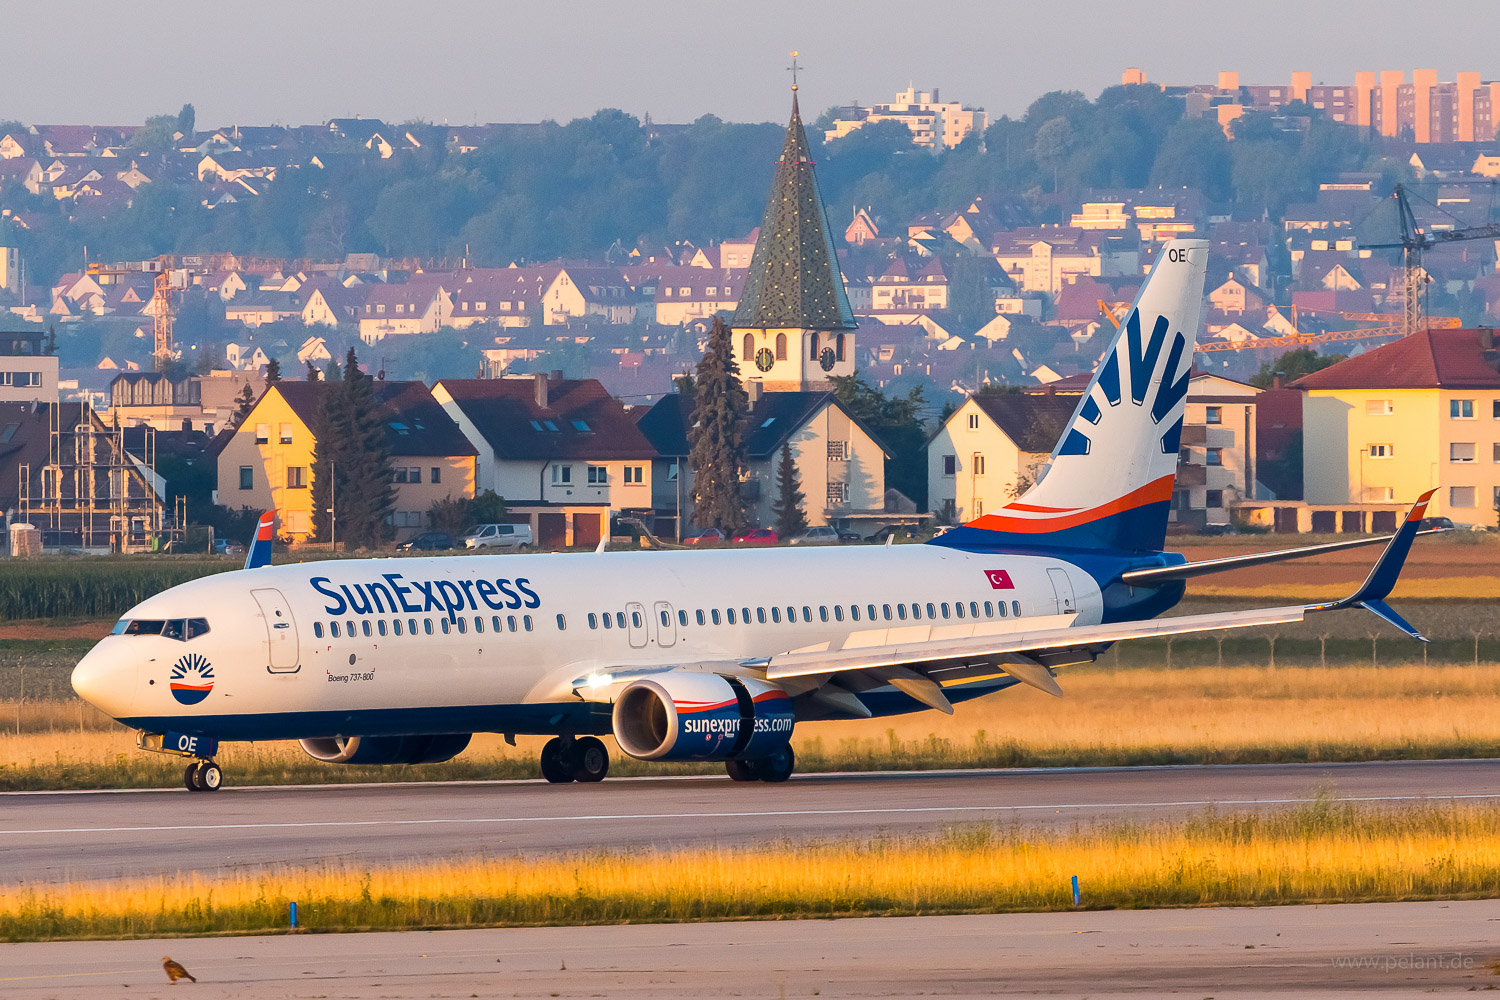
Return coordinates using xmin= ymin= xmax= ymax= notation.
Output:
xmin=119 ymin=618 xmax=210 ymax=641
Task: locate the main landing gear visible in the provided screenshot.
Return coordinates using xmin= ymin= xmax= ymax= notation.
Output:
xmin=725 ymin=745 xmax=795 ymax=783
xmin=540 ymin=736 xmax=610 ymax=784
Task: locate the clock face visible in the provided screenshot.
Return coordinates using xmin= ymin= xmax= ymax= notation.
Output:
xmin=755 ymin=347 xmax=775 ymax=372
xmin=819 ymin=347 xmax=836 ymax=372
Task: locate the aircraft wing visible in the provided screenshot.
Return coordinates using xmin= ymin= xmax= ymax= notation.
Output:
xmin=754 ymin=490 xmax=1437 ymax=712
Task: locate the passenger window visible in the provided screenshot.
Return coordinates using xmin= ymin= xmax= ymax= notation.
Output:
xmin=711 ymin=609 xmax=722 ymax=625
xmin=834 ymin=605 xmax=844 ymax=622
xmin=882 ymin=604 xmax=892 ymax=621
xmin=377 ymin=620 xmax=387 ymax=637
xmin=696 ymin=609 xmax=706 ymax=626
xmin=992 ymin=601 xmax=1002 ymax=617
xmin=602 ymin=613 xmax=612 ymax=629
xmin=927 ymin=603 xmax=937 ymax=619
xmin=186 ymin=618 xmax=210 ymax=639
xmin=460 ymin=618 xmax=470 ymax=634
xmin=408 ymin=619 xmax=417 ymax=634
xmin=940 ymin=603 xmax=950 ymax=619
xmin=819 ymin=606 xmax=829 ymax=622
xmin=346 ymin=620 xmax=355 ymax=635
xmin=632 ymin=611 xmax=643 ymax=628
xmin=897 ymin=604 xmax=908 ymax=621
xmin=727 ymin=608 xmax=737 ymax=625
xmin=393 ymin=619 xmax=403 ymax=636
xmin=589 ymin=613 xmax=598 ymax=629
xmin=786 ymin=607 xmax=796 ymax=622
xmin=424 ymin=619 xmax=434 ymax=635
xmin=361 ymin=621 xmax=372 ymax=637
xmin=678 ymin=610 xmax=688 ymax=626
xmin=474 ymin=616 xmax=484 ymax=633
xmin=557 ymin=614 xmax=567 ymax=630
xmin=330 ymin=621 xmax=341 ymax=638
xmin=869 ymin=604 xmax=878 ymax=621
xmin=757 ymin=608 xmax=766 ymax=624
xmin=524 ymin=616 xmax=533 ymax=631
xmin=911 ymin=604 xmax=922 ymax=621
xmin=616 ymin=612 xmax=626 ymax=629
xmin=314 ymin=622 xmax=324 ymax=639
xmin=509 ymin=615 xmax=519 ymax=631
xmin=969 ymin=601 xmax=979 ymax=618
xmin=742 ymin=607 xmax=750 ymax=623
xmin=771 ymin=607 xmax=782 ymax=623
xmin=954 ymin=602 xmax=965 ymax=619
xmin=441 ymin=619 xmax=451 ymax=634
xmin=802 ymin=605 xmax=812 ymax=622
xmin=660 ymin=610 xmax=670 ymax=627
xmin=851 ymin=605 xmax=861 ymax=621
xmin=1012 ymin=600 xmax=1022 ymax=617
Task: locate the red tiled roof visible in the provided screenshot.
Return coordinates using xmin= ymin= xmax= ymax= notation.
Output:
xmin=1293 ymin=329 xmax=1500 ymax=391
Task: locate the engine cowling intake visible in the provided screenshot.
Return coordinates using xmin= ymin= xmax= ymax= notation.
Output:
xmin=612 ymin=672 xmax=793 ymax=761
xmin=299 ymin=733 xmax=472 ymax=765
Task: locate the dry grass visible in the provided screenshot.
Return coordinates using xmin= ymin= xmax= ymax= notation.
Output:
xmin=5 ymin=797 xmax=1499 ymax=940
xmin=1193 ymin=576 xmax=1500 ymax=600
xmin=5 ymin=663 xmax=1500 ymax=789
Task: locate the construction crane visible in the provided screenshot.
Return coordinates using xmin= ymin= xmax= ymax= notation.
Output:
xmin=85 ymin=255 xmax=190 ymax=370
xmin=1362 ymin=183 xmax=1500 ymax=337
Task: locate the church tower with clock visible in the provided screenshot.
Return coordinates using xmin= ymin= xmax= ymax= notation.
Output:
xmin=730 ymin=79 xmax=858 ymax=392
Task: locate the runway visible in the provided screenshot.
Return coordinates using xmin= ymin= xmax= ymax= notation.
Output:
xmin=3 ymin=900 xmax=1497 ymax=998
xmin=6 ymin=758 xmax=1500 ymax=884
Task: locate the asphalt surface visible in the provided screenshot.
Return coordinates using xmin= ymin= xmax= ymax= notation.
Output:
xmin=6 ymin=758 xmax=1500 ymax=884
xmin=3 ymin=900 xmax=1498 ymax=998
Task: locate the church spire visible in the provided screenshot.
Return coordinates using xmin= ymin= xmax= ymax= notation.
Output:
xmin=731 ymin=77 xmax=857 ymax=333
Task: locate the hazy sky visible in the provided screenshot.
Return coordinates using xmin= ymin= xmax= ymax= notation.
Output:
xmin=4 ymin=0 xmax=1497 ymax=127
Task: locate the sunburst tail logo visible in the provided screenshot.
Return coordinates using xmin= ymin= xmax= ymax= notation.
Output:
xmin=169 ymin=653 xmax=215 ymax=706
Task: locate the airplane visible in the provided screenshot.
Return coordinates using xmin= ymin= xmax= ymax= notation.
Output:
xmin=71 ymin=237 xmax=1437 ymax=792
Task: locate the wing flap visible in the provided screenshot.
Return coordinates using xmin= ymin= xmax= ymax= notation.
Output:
xmin=764 ymin=605 xmax=1306 ymax=680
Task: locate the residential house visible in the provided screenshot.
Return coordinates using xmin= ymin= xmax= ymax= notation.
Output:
xmin=927 ymin=391 xmax=1076 ymax=523
xmin=109 ymin=369 xmax=264 ymax=434
xmin=635 ymin=385 xmax=893 ymax=537
xmin=0 ymin=330 xmax=59 ymax=404
xmin=542 ymin=267 xmax=640 ymax=325
xmin=216 ymin=380 xmax=477 ymax=541
xmin=299 ymin=279 xmax=365 ymax=328
xmin=653 ymin=269 xmax=745 ymax=326
xmin=991 ymin=228 xmax=1137 ymax=297
xmin=432 ymin=374 xmax=657 ymax=548
xmin=356 ymin=279 xmax=452 ymax=341
xmin=1296 ymin=328 xmax=1500 ymax=524
xmin=446 ymin=268 xmax=549 ymax=329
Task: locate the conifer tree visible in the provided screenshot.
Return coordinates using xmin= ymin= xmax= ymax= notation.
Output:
xmin=771 ymin=442 xmax=807 ymax=538
xmin=305 ymin=359 xmax=320 ymax=381
xmin=230 ymin=382 xmax=256 ymax=429
xmin=264 ymin=356 xmax=282 ymax=384
xmin=310 ymin=349 xmax=393 ymax=549
xmin=686 ymin=316 xmax=747 ymax=532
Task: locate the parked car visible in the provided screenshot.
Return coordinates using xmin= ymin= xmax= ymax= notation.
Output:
xmin=1421 ymin=516 xmax=1455 ymax=531
xmin=213 ymin=539 xmax=246 ymax=557
xmin=462 ymin=523 xmax=533 ymax=550
xmin=836 ymin=530 xmax=862 ymax=542
xmin=682 ymin=527 xmax=726 ymax=546
xmin=788 ymin=525 xmax=840 ymax=546
xmin=864 ymin=525 xmax=908 ymax=544
xmin=732 ymin=527 xmax=779 ymax=546
xmin=397 ymin=531 xmax=454 ymax=552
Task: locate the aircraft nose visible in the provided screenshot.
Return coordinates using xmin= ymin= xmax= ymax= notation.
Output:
xmin=71 ymin=645 xmax=136 ymax=719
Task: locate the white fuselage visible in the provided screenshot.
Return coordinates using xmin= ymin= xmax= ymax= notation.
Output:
xmin=72 ymin=545 xmax=1103 ymax=742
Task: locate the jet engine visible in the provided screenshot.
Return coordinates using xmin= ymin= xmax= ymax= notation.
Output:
xmin=612 ymin=672 xmax=793 ymax=761
xmin=298 ymin=733 xmax=472 ymax=765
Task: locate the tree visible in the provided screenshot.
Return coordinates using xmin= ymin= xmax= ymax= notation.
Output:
xmin=947 ymin=256 xmax=997 ymax=330
xmin=1031 ymin=117 xmax=1074 ymax=192
xmin=176 ymin=103 xmax=196 ymax=137
xmin=43 ymin=325 xmax=56 ymax=356
xmin=828 ymin=371 xmax=929 ymax=508
xmin=230 ymin=382 xmax=256 ymax=429
xmin=264 ymin=356 xmax=282 ymax=384
xmin=305 ymin=359 xmax=320 ymax=381
xmin=686 ymin=316 xmax=747 ymax=531
xmin=310 ymin=349 xmax=394 ymax=549
xmin=771 ymin=442 xmax=807 ymax=538
xmin=1250 ymin=348 xmax=1340 ymax=387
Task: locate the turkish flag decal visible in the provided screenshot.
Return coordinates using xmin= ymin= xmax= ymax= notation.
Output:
xmin=985 ymin=569 xmax=1015 ymax=590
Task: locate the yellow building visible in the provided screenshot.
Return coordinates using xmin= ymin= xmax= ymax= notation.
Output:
xmin=215 ymin=380 xmax=476 ymax=541
xmin=927 ymin=392 xmax=1077 ymax=523
xmin=1297 ymin=329 xmax=1500 ymax=524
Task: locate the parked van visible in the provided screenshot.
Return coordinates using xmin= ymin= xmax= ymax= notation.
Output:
xmin=462 ymin=523 xmax=534 ymax=550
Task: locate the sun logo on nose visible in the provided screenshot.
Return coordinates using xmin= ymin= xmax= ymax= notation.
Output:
xmin=169 ymin=653 xmax=215 ymax=706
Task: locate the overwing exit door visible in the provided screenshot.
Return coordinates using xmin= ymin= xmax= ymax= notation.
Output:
xmin=1047 ymin=568 xmax=1077 ymax=615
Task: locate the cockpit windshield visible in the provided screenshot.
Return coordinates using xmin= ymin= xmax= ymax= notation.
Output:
xmin=115 ymin=618 xmax=210 ymax=640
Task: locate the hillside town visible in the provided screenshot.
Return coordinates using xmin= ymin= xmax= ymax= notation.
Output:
xmin=4 ymin=65 xmax=1500 ymax=554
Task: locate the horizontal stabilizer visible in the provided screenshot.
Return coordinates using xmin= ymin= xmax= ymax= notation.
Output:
xmin=1120 ymin=528 xmax=1446 ymax=587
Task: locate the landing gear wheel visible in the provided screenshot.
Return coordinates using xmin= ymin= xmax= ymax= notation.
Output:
xmin=184 ymin=761 xmax=223 ymax=792
xmin=540 ymin=738 xmax=574 ymax=783
xmin=725 ymin=759 xmax=759 ymax=782
xmin=568 ymin=736 xmax=609 ymax=783
xmin=757 ymin=745 xmax=795 ymax=783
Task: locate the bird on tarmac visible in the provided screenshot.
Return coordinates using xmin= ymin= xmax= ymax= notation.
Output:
xmin=162 ymin=957 xmax=196 ymax=984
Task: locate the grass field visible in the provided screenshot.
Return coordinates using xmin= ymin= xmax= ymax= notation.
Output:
xmin=5 ymin=663 xmax=1500 ymax=789
xmin=4 ymin=796 xmax=1498 ymax=941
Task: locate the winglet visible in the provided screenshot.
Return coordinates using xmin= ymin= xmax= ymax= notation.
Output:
xmin=1307 ymin=489 xmax=1436 ymax=640
xmin=244 ymin=511 xmax=275 ymax=569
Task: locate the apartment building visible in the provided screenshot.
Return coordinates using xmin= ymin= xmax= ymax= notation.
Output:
xmin=824 ymin=87 xmax=988 ymax=149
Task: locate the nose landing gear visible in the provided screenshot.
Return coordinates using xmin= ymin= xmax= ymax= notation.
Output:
xmin=183 ymin=760 xmax=223 ymax=792
xmin=137 ymin=731 xmax=225 ymax=792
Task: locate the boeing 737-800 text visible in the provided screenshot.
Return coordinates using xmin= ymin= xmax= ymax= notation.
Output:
xmin=70 ymin=239 xmax=1435 ymax=791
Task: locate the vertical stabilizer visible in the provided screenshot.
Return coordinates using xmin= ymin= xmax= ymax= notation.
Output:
xmin=936 ymin=238 xmax=1209 ymax=553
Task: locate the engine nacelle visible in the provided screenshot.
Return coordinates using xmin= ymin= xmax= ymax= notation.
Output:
xmin=612 ymin=672 xmax=794 ymax=761
xmin=299 ymin=733 xmax=472 ymax=765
